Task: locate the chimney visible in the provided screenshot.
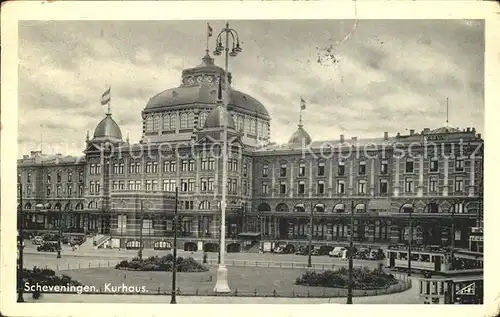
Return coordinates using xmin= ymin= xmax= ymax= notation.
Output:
xmin=340 ymin=134 xmax=344 ymax=143
xmin=423 ymin=128 xmax=430 ymax=134
xmin=23 ymin=155 xmax=29 ymax=159
xmin=472 ymin=127 xmax=476 ymax=133
xmin=396 ymin=132 xmax=400 ymax=138
xmin=477 ymin=133 xmax=481 ymax=139
xmin=409 ymin=129 xmax=415 ymax=136
xmin=384 ymin=132 xmax=388 ymax=140
xmin=466 ymin=127 xmax=471 ymax=132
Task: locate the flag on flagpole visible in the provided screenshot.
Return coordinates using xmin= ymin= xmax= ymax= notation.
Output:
xmin=207 ymin=23 xmax=213 ymax=37
xmin=300 ymin=97 xmax=306 ymax=110
xmin=101 ymin=87 xmax=111 ymax=105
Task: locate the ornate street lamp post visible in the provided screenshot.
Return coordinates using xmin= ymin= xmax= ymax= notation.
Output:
xmin=17 ymin=183 xmax=25 ymax=302
xmin=171 ymin=187 xmax=179 ymax=304
xmin=212 ymin=22 xmax=242 ymax=294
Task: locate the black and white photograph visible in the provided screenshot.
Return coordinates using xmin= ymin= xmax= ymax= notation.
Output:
xmin=1 ymin=1 xmax=499 ymax=316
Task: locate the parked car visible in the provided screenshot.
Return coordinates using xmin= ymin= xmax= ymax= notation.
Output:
xmin=31 ymin=236 xmax=44 ymax=245
xmin=329 ymin=247 xmax=346 ymax=257
xmin=37 ymin=242 xmax=60 ymax=252
xmin=367 ymin=248 xmax=385 ymax=260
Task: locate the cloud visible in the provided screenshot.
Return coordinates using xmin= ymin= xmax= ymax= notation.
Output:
xmin=17 ymin=20 xmax=484 ymax=156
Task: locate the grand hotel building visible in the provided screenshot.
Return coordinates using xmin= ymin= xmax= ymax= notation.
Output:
xmin=17 ymin=52 xmax=484 ymax=251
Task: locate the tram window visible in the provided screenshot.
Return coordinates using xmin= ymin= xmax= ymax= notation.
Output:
xmin=400 ymin=253 xmax=408 ymax=260
xmin=421 ymin=254 xmax=430 ymax=262
xmin=432 ymin=282 xmax=438 ymax=295
xmin=419 ymin=281 xmax=423 ymax=294
xmin=412 ymin=254 xmax=419 ymax=261
xmin=432 ymin=298 xmax=440 ymax=304
xmin=439 ymin=282 xmax=444 ymax=295
xmin=426 ymin=281 xmax=430 ymax=295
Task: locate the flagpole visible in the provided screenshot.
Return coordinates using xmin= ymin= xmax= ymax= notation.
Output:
xmin=108 ymin=86 xmax=111 ymax=115
xmin=206 ymin=23 xmax=210 ymax=53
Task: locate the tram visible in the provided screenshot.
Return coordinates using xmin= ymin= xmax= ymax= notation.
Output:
xmin=386 ymin=245 xmax=453 ymax=274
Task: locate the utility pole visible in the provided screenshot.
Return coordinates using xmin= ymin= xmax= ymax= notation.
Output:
xmin=408 ymin=209 xmax=413 ymax=277
xmin=307 ymin=203 xmax=314 ymax=268
xmin=138 ymin=197 xmax=144 ymax=260
xmin=17 ymin=183 xmax=25 ymax=302
xmin=170 ymin=187 xmax=179 ymax=304
xmin=347 ymin=200 xmax=354 ymax=304
xmin=57 ymin=207 xmax=62 ymax=258
xmin=450 ymin=203 xmax=456 ymax=270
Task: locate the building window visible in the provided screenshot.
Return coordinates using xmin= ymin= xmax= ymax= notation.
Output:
xmin=405 ymin=177 xmax=414 ymax=192
xmin=96 ymin=164 xmax=101 ymax=174
xmin=338 ymin=161 xmax=345 ymax=176
xmin=129 ymin=162 xmax=135 ymax=174
xmin=201 ymin=178 xmax=208 ymax=191
xmin=429 ymin=177 xmax=438 ymax=192
xmin=199 ymin=201 xmax=210 ymax=210
xmin=134 ymin=181 xmax=141 ymax=190
xmin=337 ymin=180 xmax=345 ymax=194
xmin=243 ymin=180 xmax=248 ymax=195
xmin=380 ymin=179 xmax=388 ymax=194
xmin=280 ymin=163 xmax=287 ymax=177
xmin=146 ymin=116 xmax=154 ymax=132
xmin=134 ymin=163 xmax=141 ymax=174
xmin=298 ymin=180 xmax=305 ymax=194
xmin=208 ymin=178 xmax=214 ymax=191
xmin=430 ymin=158 xmax=439 ymax=172
xmin=146 ymin=162 xmax=152 ymax=173
xmin=358 ymin=180 xmax=366 ymax=194
xmin=405 ymin=159 xmax=414 ymax=173
xmin=163 ymin=114 xmax=171 ymax=130
xmin=90 ymin=164 xmax=95 ymax=175
xmin=119 ymin=163 xmax=124 ymax=174
xmin=78 ymin=185 xmax=83 ymax=196
xmin=243 ymin=163 xmax=248 ymax=177
xmin=27 ymin=185 xmax=32 ymax=196
xmin=181 ymin=160 xmax=188 ymax=172
xmin=181 ymin=179 xmax=188 ymax=192
xmin=95 ymin=181 xmax=100 ymax=193
xmin=263 ymin=164 xmax=269 ymax=177
xmin=262 ymin=182 xmax=268 ymax=194
xmin=152 ymin=180 xmax=158 ymax=191
xmin=27 ymin=172 xmax=31 ymax=183
xmin=129 ymin=180 xmax=134 ymax=190
xmin=317 ymin=180 xmax=325 ymax=194
xmin=180 ymin=113 xmax=188 ymax=129
xmin=455 ymin=158 xmax=464 ymax=172
xmin=68 ymin=172 xmax=72 ymax=182
xmin=56 ymin=185 xmax=61 ymax=196
xmin=90 ymin=181 xmax=95 ymax=193
xmin=318 ymin=162 xmax=325 ymax=176
xmin=381 ymin=160 xmax=388 ymax=174
xmin=201 ymin=158 xmax=208 ymax=170
xmin=455 ymin=177 xmax=464 ymax=192
xmin=145 ymin=180 xmax=152 ymax=191
xmin=113 ymin=163 xmax=119 ymax=174
xmin=164 ymin=160 xmax=176 ymax=172
xmin=79 ymin=171 xmax=83 ymax=182
xmin=359 ymin=161 xmax=366 ymax=175
xmin=453 ymin=203 xmax=465 ymax=214
xmin=199 ymin=112 xmax=208 ymax=129
xmin=152 ymin=162 xmax=158 ymax=173
xmin=153 ymin=116 xmax=160 ymax=131
xmin=119 ymin=181 xmax=125 ymax=190
xmin=279 ymin=181 xmax=287 ymax=194
xmin=208 ymin=158 xmax=215 ymax=170
xmin=188 ymin=159 xmax=195 ymax=171
xmin=113 ymin=181 xmax=119 ymax=191
xmin=170 ymin=114 xmax=177 ymax=130
xmin=56 ymin=172 xmax=61 ymax=183
xmin=188 ymin=179 xmax=195 ymax=192
xmin=298 ymin=163 xmax=306 ymax=177
xmin=46 ymin=185 xmax=51 ymax=196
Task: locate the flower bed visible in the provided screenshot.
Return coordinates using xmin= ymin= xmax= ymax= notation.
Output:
xmin=115 ymin=254 xmax=209 ymax=272
xmin=295 ymin=267 xmax=398 ymax=290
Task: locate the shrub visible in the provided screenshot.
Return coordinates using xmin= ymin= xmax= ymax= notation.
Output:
xmin=296 ymin=267 xmax=398 ymax=290
xmin=115 ymin=255 xmax=208 ymax=272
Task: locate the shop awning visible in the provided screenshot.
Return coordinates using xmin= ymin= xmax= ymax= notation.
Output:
xmin=238 ymin=232 xmax=261 ymax=238
xmin=368 ymin=199 xmax=391 ymax=211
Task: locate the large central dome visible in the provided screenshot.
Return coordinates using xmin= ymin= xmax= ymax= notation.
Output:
xmin=141 ymin=52 xmax=271 ymax=147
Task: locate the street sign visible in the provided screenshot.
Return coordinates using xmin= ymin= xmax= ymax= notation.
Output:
xmin=456 ymin=282 xmax=476 ymax=296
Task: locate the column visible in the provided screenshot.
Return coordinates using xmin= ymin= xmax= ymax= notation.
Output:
xmin=329 ymin=159 xmax=333 ymax=198
xmin=469 ymin=157 xmax=475 ymax=196
xmin=271 ymin=161 xmax=275 ymax=198
xmin=268 ymin=216 xmax=272 ymax=237
xmin=274 ymin=217 xmax=278 ymax=239
xmin=370 ymin=159 xmax=375 ymax=196
xmin=289 ymin=162 xmax=294 ymax=198
xmin=443 ymin=157 xmax=449 ymax=196
xmin=394 ymin=157 xmax=400 ymax=197
xmin=309 ymin=160 xmax=313 ymax=198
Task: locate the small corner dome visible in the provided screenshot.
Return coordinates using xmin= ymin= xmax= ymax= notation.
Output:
xmin=288 ymin=125 xmax=312 ymax=146
xmin=92 ymin=114 xmax=123 ymax=142
xmin=204 ymin=105 xmax=236 ymax=130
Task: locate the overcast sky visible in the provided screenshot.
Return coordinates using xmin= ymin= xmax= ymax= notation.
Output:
xmin=18 ymin=19 xmax=484 ymax=157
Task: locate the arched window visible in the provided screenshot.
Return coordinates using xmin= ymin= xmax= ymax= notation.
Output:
xmin=187 ymin=112 xmax=195 ymax=128
xmin=163 ymin=114 xmax=170 ymax=130
xmin=54 ymin=203 xmax=62 ymax=210
xmin=180 ymin=113 xmax=188 ymax=129
xmin=276 ymin=203 xmax=289 ymax=212
xmin=294 ymin=203 xmax=305 ymax=212
xmin=64 ymin=203 xmax=72 ymax=210
xmin=401 ymin=203 xmax=413 ymax=213
xmin=153 ymin=115 xmax=160 ymax=131
xmin=355 ymin=204 xmax=366 ymax=213
xmin=427 ymin=203 xmax=440 ymax=213
xmin=199 ymin=201 xmax=211 ymax=210
xmin=257 ymin=203 xmax=271 ymax=212
xmin=452 ymin=203 xmax=467 ymax=214
xmin=245 ymin=117 xmax=251 ymax=134
xmin=250 ymin=119 xmax=256 ymax=135
xmin=170 ymin=113 xmax=177 ymax=130
xmin=25 ymin=203 xmax=32 ymax=209
xmin=238 ymin=116 xmax=244 ymax=132
xmin=199 ymin=112 xmax=208 ymax=128
xmin=333 ymin=204 xmax=345 ymax=213
xmin=314 ymin=203 xmax=325 ymax=213
xmin=75 ymin=203 xmax=84 ymax=210
xmin=145 ymin=116 xmax=154 ymax=132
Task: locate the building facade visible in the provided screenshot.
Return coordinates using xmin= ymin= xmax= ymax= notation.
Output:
xmin=17 ymin=52 xmax=484 ymax=251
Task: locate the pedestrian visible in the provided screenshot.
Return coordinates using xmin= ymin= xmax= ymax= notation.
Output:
xmin=203 ymin=252 xmax=208 ymax=264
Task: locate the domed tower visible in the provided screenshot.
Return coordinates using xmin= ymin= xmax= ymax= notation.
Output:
xmin=141 ymin=51 xmax=271 ymax=147
xmin=288 ymin=102 xmax=312 ymax=147
xmin=91 ymin=113 xmax=123 ymax=144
